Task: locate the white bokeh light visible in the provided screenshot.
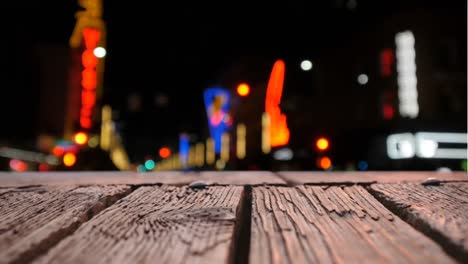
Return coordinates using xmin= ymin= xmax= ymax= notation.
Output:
xmin=357 ymin=74 xmax=368 ymax=85
xmin=93 ymin=47 xmax=107 ymax=58
xmin=300 ymin=60 xmax=313 ymax=71
xmin=418 ymin=139 xmax=438 ymax=158
xmin=396 ymin=30 xmax=419 ymax=118
xmin=398 ymin=140 xmax=415 ymax=158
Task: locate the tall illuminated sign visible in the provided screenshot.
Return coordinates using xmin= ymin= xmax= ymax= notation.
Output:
xmin=69 ymin=0 xmax=106 ymax=131
xmin=395 ymin=30 xmax=418 ymax=118
xmin=265 ymin=59 xmax=290 ymax=147
xmin=80 ymin=28 xmax=100 ymax=129
xmin=203 ymin=88 xmax=232 ymax=154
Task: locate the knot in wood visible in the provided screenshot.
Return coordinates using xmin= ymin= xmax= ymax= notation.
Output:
xmin=189 ymin=181 xmax=209 ymax=189
xmin=421 ymin=177 xmax=441 ymax=186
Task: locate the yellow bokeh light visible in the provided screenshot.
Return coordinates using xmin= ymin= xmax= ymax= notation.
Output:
xmin=237 ymin=83 xmax=250 ymax=97
xmin=316 ymin=137 xmax=329 ymax=151
xmin=63 ymin=153 xmax=77 ymax=167
xmin=74 ymin=132 xmax=89 ymax=145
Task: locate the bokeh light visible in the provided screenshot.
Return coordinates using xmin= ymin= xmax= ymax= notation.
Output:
xmin=237 ymin=83 xmax=250 ymax=97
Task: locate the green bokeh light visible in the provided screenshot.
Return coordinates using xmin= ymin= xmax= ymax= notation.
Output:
xmin=144 ymin=159 xmax=155 ymax=170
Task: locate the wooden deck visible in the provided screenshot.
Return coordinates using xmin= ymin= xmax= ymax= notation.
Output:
xmin=0 ymin=171 xmax=467 ymax=263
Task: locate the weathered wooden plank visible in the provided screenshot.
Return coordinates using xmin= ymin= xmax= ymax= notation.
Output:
xmin=198 ymin=171 xmax=286 ymax=185
xmin=278 ymin=171 xmax=468 ymax=185
xmin=0 ymin=171 xmax=285 ymax=187
xmin=0 ymin=172 xmax=198 ymax=187
xmin=34 ymin=185 xmax=244 ymax=264
xmin=0 ymin=185 xmax=131 ymax=264
xmin=250 ymin=185 xmax=457 ymax=264
xmin=370 ymin=182 xmax=468 ymax=262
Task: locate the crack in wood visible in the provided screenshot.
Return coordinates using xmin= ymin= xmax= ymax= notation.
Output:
xmin=33 ymin=185 xmax=243 ymax=264
xmin=250 ymin=185 xmax=457 ymax=264
xmin=0 ymin=185 xmax=132 ymax=264
xmin=369 ymin=182 xmax=468 ymax=263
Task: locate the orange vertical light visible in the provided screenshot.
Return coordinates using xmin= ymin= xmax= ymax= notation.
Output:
xmin=81 ymin=69 xmax=97 ymax=90
xmin=82 ymin=50 xmax=99 ymax=68
xmin=79 ymin=28 xmax=101 ymax=130
xmin=265 ymin=59 xmax=289 ymax=147
xmin=83 ymin=28 xmax=101 ymax=49
xmin=82 ymin=90 xmax=96 ymax=106
xmin=80 ymin=117 xmax=92 ymax=128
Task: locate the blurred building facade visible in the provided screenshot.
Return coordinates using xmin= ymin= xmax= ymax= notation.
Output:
xmin=200 ymin=4 xmax=467 ymax=171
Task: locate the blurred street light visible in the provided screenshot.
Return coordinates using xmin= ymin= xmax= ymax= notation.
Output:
xmin=236 ymin=83 xmax=250 ymax=97
xmin=63 ymin=152 xmax=77 ymax=167
xmin=300 ymin=60 xmax=313 ymax=71
xmin=357 ymin=74 xmax=368 ymax=85
xmin=316 ymin=137 xmax=330 ymax=151
xmin=93 ymin=47 xmax=106 ymax=58
xmin=73 ymin=132 xmax=89 ymax=145
xmin=159 ymin=147 xmax=171 ymax=159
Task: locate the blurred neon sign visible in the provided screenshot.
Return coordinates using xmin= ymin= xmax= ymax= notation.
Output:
xmin=179 ymin=133 xmax=189 ymax=166
xmin=70 ymin=0 xmax=104 ymax=48
xmin=380 ymin=48 xmax=394 ymax=77
xmin=386 ymin=132 xmax=467 ymax=159
xmin=265 ymin=59 xmax=289 ymax=147
xmin=79 ymin=28 xmax=101 ymax=129
xmin=69 ymin=0 xmax=105 ymax=131
xmin=203 ymin=88 xmax=232 ymax=154
xmin=395 ymin=31 xmax=418 ymax=118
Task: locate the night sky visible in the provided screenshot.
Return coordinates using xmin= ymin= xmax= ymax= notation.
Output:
xmin=2 ymin=0 xmax=466 ymax=161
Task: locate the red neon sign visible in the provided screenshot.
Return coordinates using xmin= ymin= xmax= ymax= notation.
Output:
xmin=80 ymin=28 xmax=101 ymax=129
xmin=265 ymin=59 xmax=290 ymax=147
xmin=380 ymin=48 xmax=394 ymax=77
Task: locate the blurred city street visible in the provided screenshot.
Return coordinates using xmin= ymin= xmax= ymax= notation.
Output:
xmin=0 ymin=1 xmax=467 ymax=263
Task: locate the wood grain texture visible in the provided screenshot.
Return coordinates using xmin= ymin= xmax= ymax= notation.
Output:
xmin=278 ymin=171 xmax=468 ymax=185
xmin=251 ymin=185 xmax=456 ymax=264
xmin=198 ymin=171 xmax=286 ymax=185
xmin=370 ymin=182 xmax=468 ymax=261
xmin=0 ymin=185 xmax=131 ymax=264
xmin=0 ymin=171 xmax=285 ymax=187
xmin=34 ymin=185 xmax=244 ymax=264
xmin=0 ymin=172 xmax=198 ymax=187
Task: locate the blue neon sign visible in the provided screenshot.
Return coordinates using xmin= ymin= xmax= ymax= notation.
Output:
xmin=179 ymin=133 xmax=189 ymax=166
xmin=203 ymin=88 xmax=232 ymax=154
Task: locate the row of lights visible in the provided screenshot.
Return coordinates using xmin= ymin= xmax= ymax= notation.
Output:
xmin=300 ymin=59 xmax=369 ymax=85
xmin=7 ymin=132 xmax=90 ymax=171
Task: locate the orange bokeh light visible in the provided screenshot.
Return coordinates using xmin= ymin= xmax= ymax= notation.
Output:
xmin=237 ymin=83 xmax=250 ymax=97
xmin=63 ymin=153 xmax=77 ymax=167
xmin=318 ymin=156 xmax=332 ymax=170
xmin=159 ymin=147 xmax=171 ymax=159
xmin=74 ymin=132 xmax=89 ymax=145
xmin=316 ymin=137 xmax=329 ymax=151
xmin=52 ymin=146 xmax=65 ymax=156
